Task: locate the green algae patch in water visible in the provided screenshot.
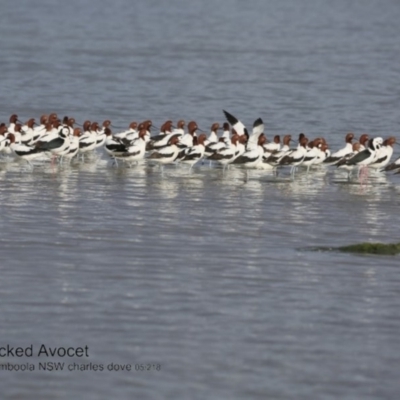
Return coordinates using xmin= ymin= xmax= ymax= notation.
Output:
xmin=305 ymin=242 xmax=400 ymax=255
xmin=337 ymin=242 xmax=400 ymax=255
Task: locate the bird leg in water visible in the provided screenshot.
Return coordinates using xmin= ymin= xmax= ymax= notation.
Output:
xmin=359 ymin=166 xmax=368 ymax=184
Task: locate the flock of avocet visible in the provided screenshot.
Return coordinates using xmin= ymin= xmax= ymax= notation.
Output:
xmin=1 ymin=110 xmax=399 ymax=178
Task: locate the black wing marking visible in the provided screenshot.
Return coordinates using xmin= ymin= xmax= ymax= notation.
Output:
xmin=36 ymin=138 xmax=64 ymax=150
xmin=182 ymin=152 xmax=200 ymax=161
xmin=150 ymin=134 xmax=167 ymax=142
xmin=323 ymin=156 xmax=341 ymax=164
xmin=372 ymin=155 xmax=388 ymax=165
xmin=208 ymin=152 xmax=233 ymax=161
xmin=149 ymin=151 xmax=174 ymax=159
xmin=253 ymin=118 xmax=263 ymax=128
xmin=345 ymin=149 xmax=370 ymax=165
xmin=385 ymin=162 xmax=400 ymax=171
xmin=79 ymin=140 xmax=95 ymax=149
xmin=15 ymin=147 xmax=46 ymax=156
xmin=223 ymin=110 xmax=238 ymax=126
xmin=106 ymin=143 xmax=127 ymax=153
xmin=120 ymin=150 xmax=140 ymax=158
xmin=234 ymin=155 xmax=258 ymax=164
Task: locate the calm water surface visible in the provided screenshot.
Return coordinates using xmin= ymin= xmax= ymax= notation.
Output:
xmin=1 ymin=1 xmax=400 ymax=399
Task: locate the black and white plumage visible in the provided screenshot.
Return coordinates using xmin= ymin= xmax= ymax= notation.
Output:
xmin=223 ymin=110 xmax=249 ymax=140
xmin=223 ymin=110 xmax=264 ymax=151
xmin=278 ymin=136 xmax=309 ymax=175
xmin=35 ymin=129 xmax=70 ymax=159
xmin=30 ymin=115 xmax=48 ymax=143
xmin=264 ymin=134 xmax=292 ymax=166
xmin=385 ymin=155 xmax=400 ymax=172
xmin=203 ymin=123 xmax=220 ymax=159
xmin=246 ymin=118 xmax=264 ymax=151
xmin=61 ymin=128 xmax=81 ymax=162
xmin=336 ymin=143 xmax=361 ymax=171
xmin=263 ymin=135 xmax=281 ymax=153
xmin=7 ymin=133 xmax=48 ymax=166
xmin=0 ymin=125 xmax=10 ymax=153
xmin=234 ymin=134 xmax=266 ymax=168
xmin=205 ymin=137 xmax=229 ymax=155
xmin=38 ymin=122 xmax=63 ymax=144
xmin=95 ymin=122 xmax=109 ymax=148
xmin=104 ymin=128 xmax=129 ymax=158
xmin=113 ymin=121 xmax=139 ymax=141
xmin=344 ymin=137 xmax=383 ymax=167
xmin=301 ymin=139 xmax=326 ymax=172
xmin=79 ymin=122 xmax=98 ymax=154
xmin=20 ymin=118 xmax=38 ymax=145
xmin=336 ymin=137 xmax=383 ymax=180
xmin=146 ymin=121 xmax=175 ymax=151
xmin=180 ymin=134 xmax=207 ymax=170
xmin=148 ymin=134 xmax=181 ymax=166
xmin=207 ymin=134 xmax=241 ymax=170
xmin=113 ymin=129 xmax=148 ymax=165
xmin=324 ymin=133 xmax=354 ymax=166
xmin=206 ymin=123 xmax=230 ymax=156
xmin=177 ymin=121 xmax=198 ymax=150
xmin=369 ymin=137 xmax=396 ymax=169
xmin=313 ymin=143 xmax=330 ymax=165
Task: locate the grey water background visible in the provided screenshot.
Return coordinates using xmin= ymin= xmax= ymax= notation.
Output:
xmin=1 ymin=0 xmax=400 ymax=398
